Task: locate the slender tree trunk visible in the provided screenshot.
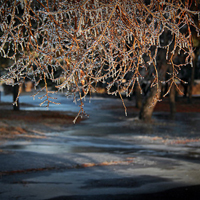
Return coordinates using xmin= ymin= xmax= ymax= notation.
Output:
xmin=139 ymin=85 xmax=160 ymax=122
xmin=0 ymin=69 xmax=1 ymax=102
xmin=188 ymin=57 xmax=196 ymax=104
xmin=13 ymin=80 xmax=20 ymax=111
xmin=135 ymin=83 xmax=142 ymax=109
xmin=168 ymin=65 xmax=176 ymax=117
xmin=169 ymin=84 xmax=176 ymax=118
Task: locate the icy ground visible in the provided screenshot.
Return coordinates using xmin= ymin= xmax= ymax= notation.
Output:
xmin=0 ymin=92 xmax=200 ymax=200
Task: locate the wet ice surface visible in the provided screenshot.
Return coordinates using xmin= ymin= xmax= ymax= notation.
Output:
xmin=0 ymin=93 xmax=200 ymax=200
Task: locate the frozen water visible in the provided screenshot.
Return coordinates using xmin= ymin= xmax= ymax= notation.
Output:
xmin=0 ymin=92 xmax=200 ymax=200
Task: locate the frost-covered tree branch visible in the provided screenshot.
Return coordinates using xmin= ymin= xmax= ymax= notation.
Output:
xmin=0 ymin=0 xmax=199 ymax=121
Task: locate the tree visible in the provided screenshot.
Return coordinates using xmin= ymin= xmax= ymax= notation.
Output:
xmin=0 ymin=54 xmax=20 ymax=110
xmin=0 ymin=0 xmax=199 ymax=122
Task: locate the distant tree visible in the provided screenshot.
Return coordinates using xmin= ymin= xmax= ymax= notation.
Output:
xmin=0 ymin=50 xmax=20 ymax=110
xmin=0 ymin=0 xmax=199 ymax=122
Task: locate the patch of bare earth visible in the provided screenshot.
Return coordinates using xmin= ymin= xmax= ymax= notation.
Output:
xmin=154 ymin=97 xmax=200 ymax=113
xmin=0 ymin=103 xmax=82 ymax=139
xmin=107 ymin=97 xmax=200 ymax=113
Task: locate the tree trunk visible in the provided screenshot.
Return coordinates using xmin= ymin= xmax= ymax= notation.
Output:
xmin=138 ymin=29 xmax=169 ymax=122
xmin=168 ymin=65 xmax=176 ymax=117
xmin=139 ymin=85 xmax=160 ymax=122
xmin=0 ymin=69 xmax=1 ymax=102
xmin=169 ymin=83 xmax=176 ymax=118
xmin=135 ymin=83 xmax=142 ymax=109
xmin=13 ymin=80 xmax=20 ymax=111
xmin=188 ymin=57 xmax=196 ymax=104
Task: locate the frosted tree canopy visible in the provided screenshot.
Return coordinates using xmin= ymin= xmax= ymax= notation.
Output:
xmin=0 ymin=0 xmax=199 ymax=120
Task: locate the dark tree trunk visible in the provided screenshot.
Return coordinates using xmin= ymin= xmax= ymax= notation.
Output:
xmin=138 ymin=29 xmax=169 ymax=122
xmin=135 ymin=83 xmax=142 ymax=109
xmin=169 ymin=84 xmax=176 ymax=118
xmin=188 ymin=58 xmax=196 ymax=104
xmin=168 ymin=65 xmax=176 ymax=117
xmin=13 ymin=80 xmax=20 ymax=111
xmin=139 ymin=85 xmax=160 ymax=122
xmin=0 ymin=69 xmax=1 ymax=102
